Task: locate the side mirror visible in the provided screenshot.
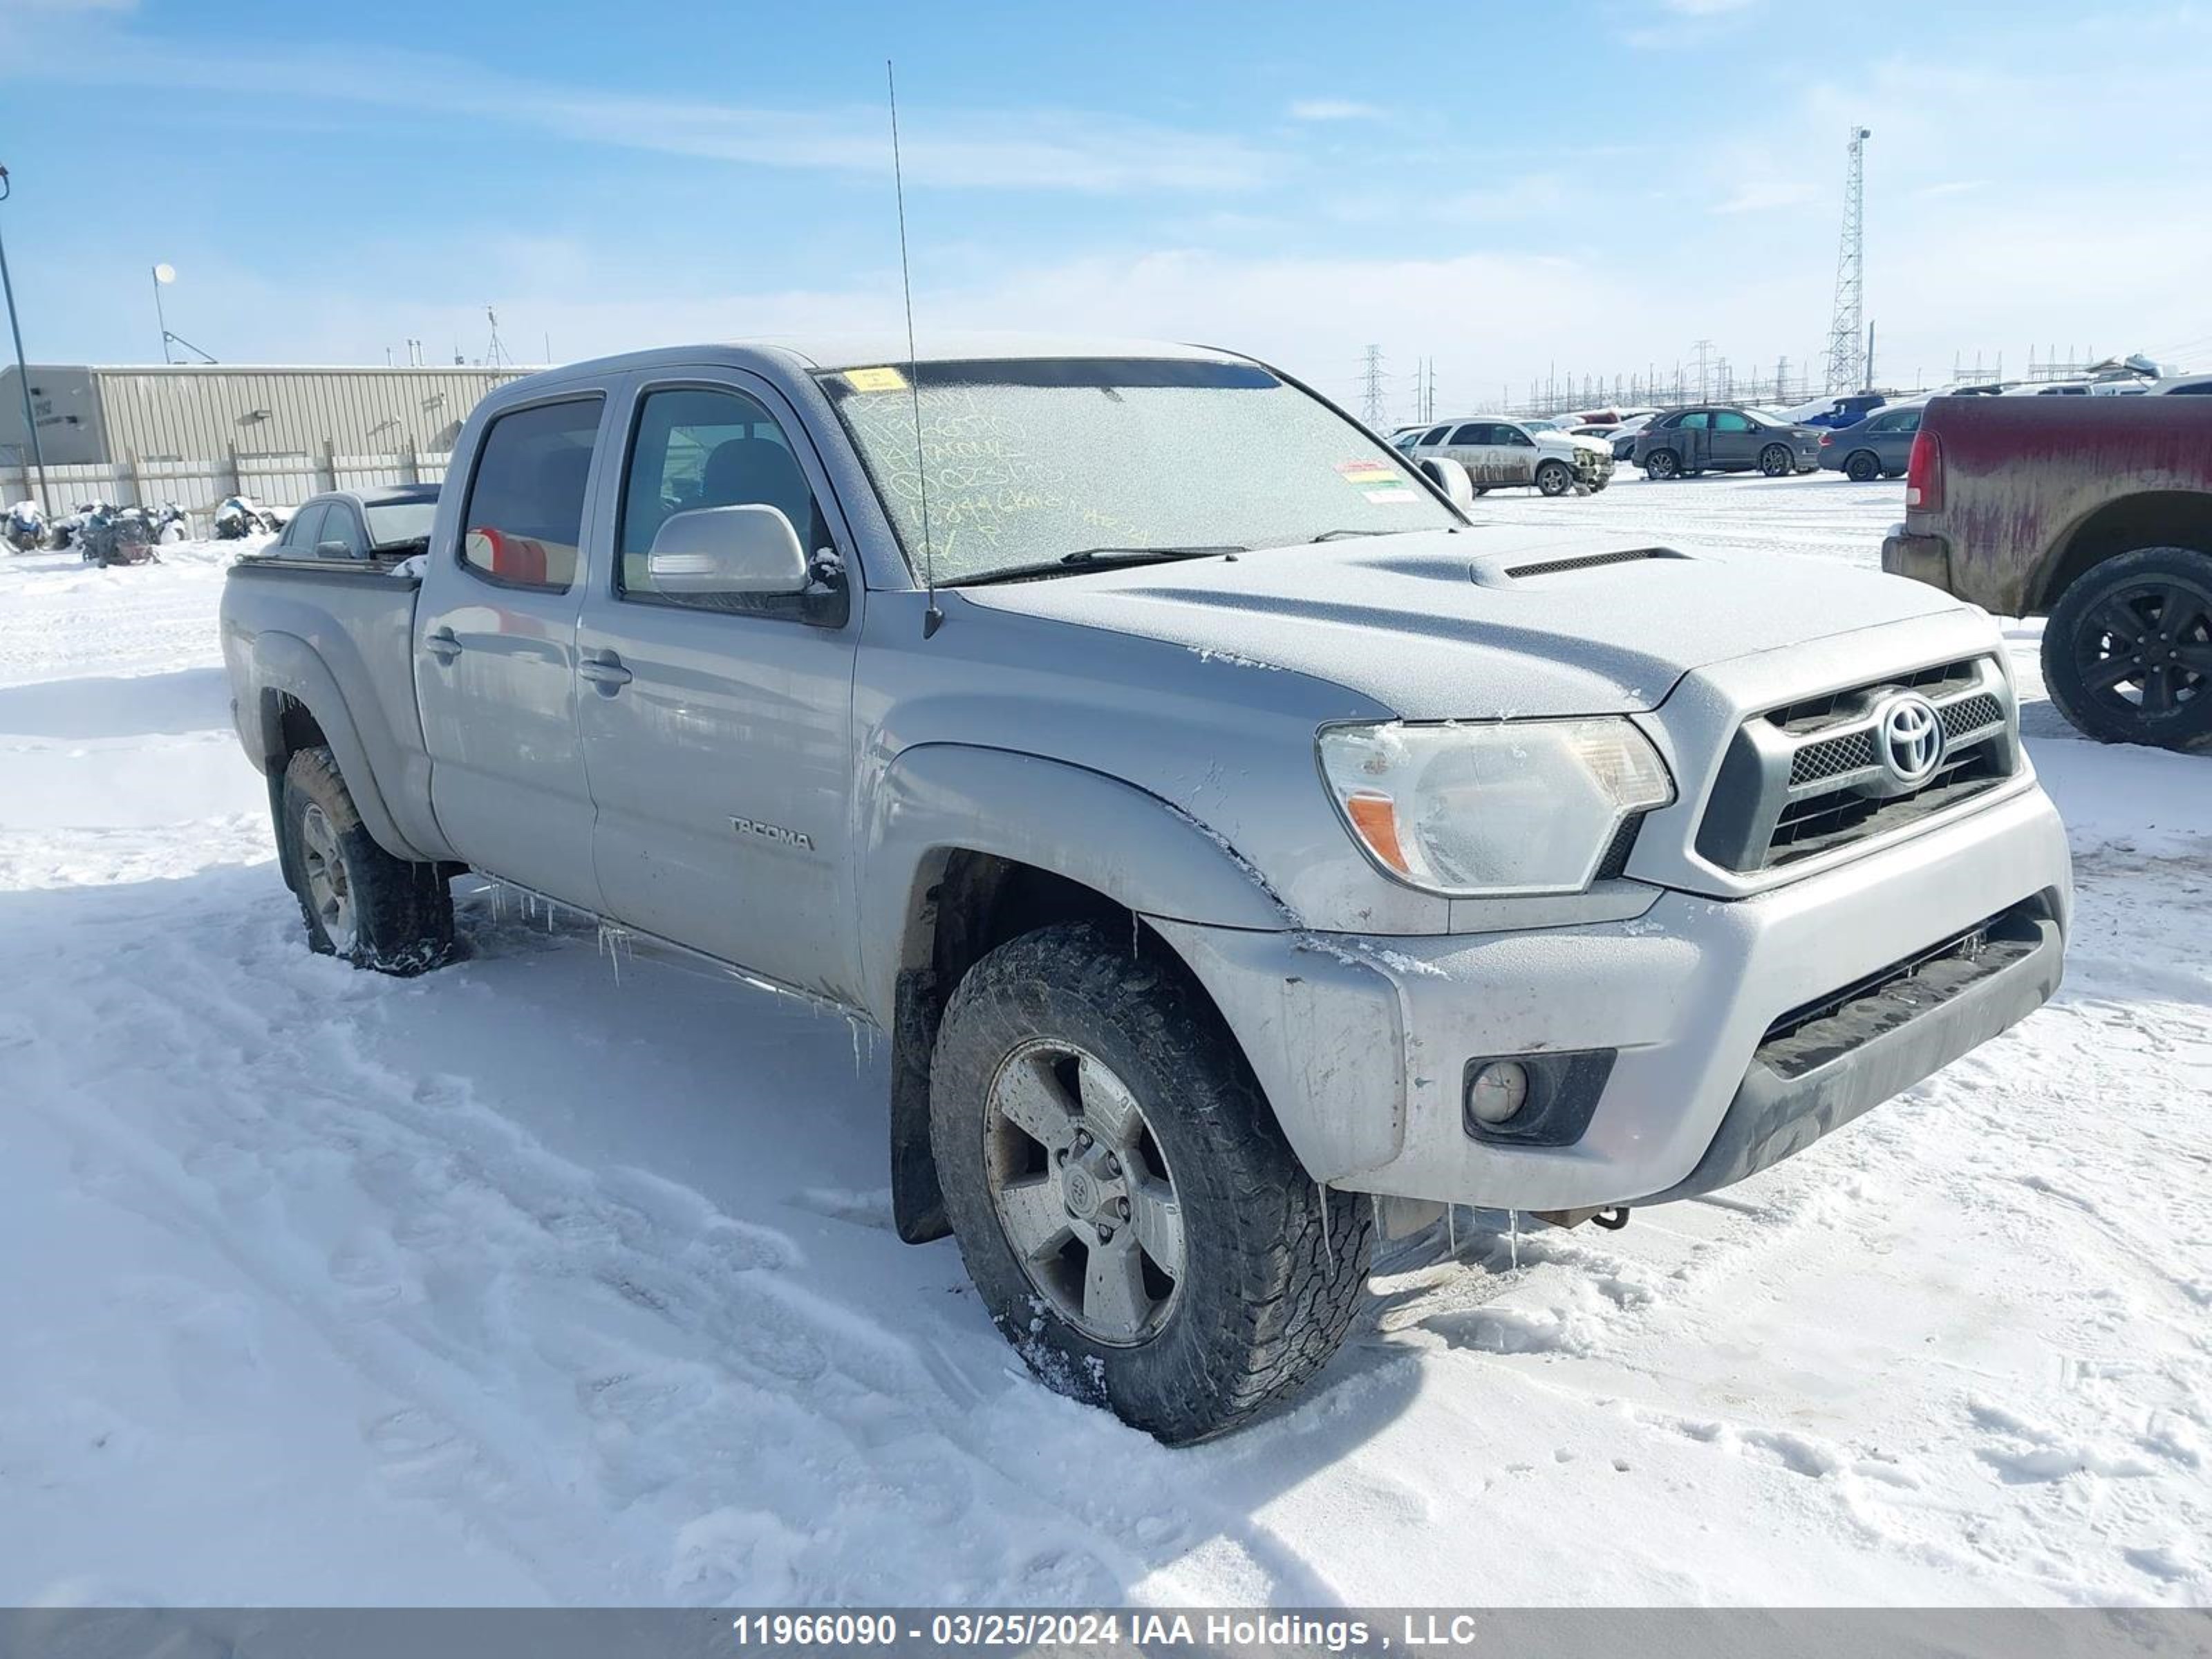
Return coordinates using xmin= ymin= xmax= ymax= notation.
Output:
xmin=1418 ymin=456 xmax=1477 ymax=510
xmin=315 ymin=540 xmax=351 ymax=559
xmin=646 ymin=504 xmax=811 ymax=597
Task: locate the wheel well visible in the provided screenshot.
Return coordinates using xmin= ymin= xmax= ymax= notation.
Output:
xmin=266 ymin=691 xmax=328 ymax=770
xmin=886 ymin=850 xmax=1256 ymax=1247
xmin=2037 ymin=491 xmax=2212 ymax=610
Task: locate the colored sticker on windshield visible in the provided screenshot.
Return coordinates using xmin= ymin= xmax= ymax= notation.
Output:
xmin=1337 ymin=459 xmax=1398 ymax=489
xmin=843 ymin=366 xmax=910 ymax=393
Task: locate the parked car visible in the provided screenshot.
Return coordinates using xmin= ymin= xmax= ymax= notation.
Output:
xmin=1817 ymin=401 xmax=1926 ymax=482
xmin=2150 ymin=374 xmax=2212 ymax=396
xmin=1573 ymin=413 xmax=1653 ymax=462
xmin=1400 ymin=415 xmax=1614 ymax=495
xmin=219 ymin=338 xmax=2069 ymax=1442
xmin=1785 ymin=393 xmax=1887 ymax=431
xmin=265 ymin=484 xmax=441 ymax=563
xmin=1882 ymin=395 xmax=2212 ymax=750
xmin=1633 ymin=406 xmax=1824 ymax=478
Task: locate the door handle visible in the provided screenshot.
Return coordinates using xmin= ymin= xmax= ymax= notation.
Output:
xmin=424 ymin=626 xmax=462 ymax=662
xmin=579 ymin=650 xmax=632 ymax=691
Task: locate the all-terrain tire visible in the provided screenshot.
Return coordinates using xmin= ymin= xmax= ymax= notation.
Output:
xmin=278 ymin=746 xmax=455 ymax=973
xmin=2041 ymin=546 xmax=2212 ymax=752
xmin=1759 ymin=442 xmax=1793 ymax=478
xmin=1535 ymin=460 xmax=1575 ymax=497
xmin=930 ymin=922 xmax=1373 ymax=1443
xmin=1844 ymin=449 xmax=1881 ymax=482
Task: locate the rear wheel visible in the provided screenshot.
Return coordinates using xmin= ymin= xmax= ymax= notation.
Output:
xmin=1644 ymin=449 xmax=1680 ymax=480
xmin=1759 ymin=443 xmax=1793 ymax=478
xmin=1535 ymin=460 xmax=1575 ymax=497
xmin=1844 ymin=449 xmax=1881 ymax=482
xmin=930 ymin=923 xmax=1372 ymax=1443
xmin=2041 ymin=547 xmax=2212 ymax=751
xmin=279 ymin=746 xmax=455 ymax=972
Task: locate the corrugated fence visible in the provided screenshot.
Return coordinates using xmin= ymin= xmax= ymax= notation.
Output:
xmin=2 ymin=449 xmax=454 ymax=522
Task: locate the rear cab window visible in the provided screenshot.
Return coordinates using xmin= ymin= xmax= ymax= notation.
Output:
xmin=459 ymin=397 xmax=604 ymax=592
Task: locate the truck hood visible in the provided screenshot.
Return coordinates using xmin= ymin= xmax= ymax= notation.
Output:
xmin=956 ymin=526 xmax=1968 ymax=718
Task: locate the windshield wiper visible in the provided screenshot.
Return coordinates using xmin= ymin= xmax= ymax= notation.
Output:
xmin=1309 ymin=528 xmax=1385 ymax=542
xmin=951 ymin=545 xmax=1245 ymax=588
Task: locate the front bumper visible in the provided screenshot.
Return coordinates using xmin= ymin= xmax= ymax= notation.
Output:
xmin=1573 ymin=449 xmax=1615 ymax=488
xmin=1882 ymin=528 xmax=1955 ymax=593
xmin=1153 ymin=779 xmax=2070 ymax=1212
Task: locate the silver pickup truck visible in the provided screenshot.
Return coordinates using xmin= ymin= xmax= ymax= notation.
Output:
xmin=219 ymin=338 xmax=2071 ymax=1441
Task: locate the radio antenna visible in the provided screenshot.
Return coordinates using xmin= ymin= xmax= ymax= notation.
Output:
xmin=886 ymin=60 xmax=941 ymax=639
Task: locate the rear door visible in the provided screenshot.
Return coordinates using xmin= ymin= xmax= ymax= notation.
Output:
xmin=415 ymin=391 xmax=611 ymax=911
xmin=575 ymin=371 xmax=862 ymax=1000
xmin=1669 ymin=410 xmax=1711 ymax=469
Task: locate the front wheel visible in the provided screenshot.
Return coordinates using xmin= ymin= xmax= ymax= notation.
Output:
xmin=2041 ymin=547 xmax=2212 ymax=751
xmin=1759 ymin=443 xmax=1793 ymax=478
xmin=1535 ymin=460 xmax=1575 ymax=497
xmin=279 ymin=746 xmax=455 ymax=972
xmin=930 ymin=923 xmax=1372 ymax=1443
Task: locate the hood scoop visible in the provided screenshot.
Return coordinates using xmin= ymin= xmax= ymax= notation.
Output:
xmin=1472 ymin=545 xmax=1689 ymax=588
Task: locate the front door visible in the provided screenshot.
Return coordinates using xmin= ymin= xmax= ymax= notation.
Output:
xmin=1709 ymin=409 xmax=1760 ymax=469
xmin=415 ymin=392 xmax=610 ymax=910
xmin=576 ymin=374 xmax=863 ymax=1001
xmin=1493 ymin=424 xmax=1540 ymax=486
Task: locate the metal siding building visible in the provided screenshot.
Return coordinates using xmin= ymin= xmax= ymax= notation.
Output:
xmin=1 ymin=362 xmax=534 ymax=469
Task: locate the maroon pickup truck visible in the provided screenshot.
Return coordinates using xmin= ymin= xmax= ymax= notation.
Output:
xmin=1883 ymin=397 xmax=2212 ymax=751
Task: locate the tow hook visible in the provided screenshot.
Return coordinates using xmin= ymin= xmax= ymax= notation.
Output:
xmin=1534 ymin=1205 xmax=1633 ymax=1231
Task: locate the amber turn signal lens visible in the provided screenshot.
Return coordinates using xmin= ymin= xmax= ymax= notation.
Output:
xmin=1343 ymin=791 xmax=1409 ymax=876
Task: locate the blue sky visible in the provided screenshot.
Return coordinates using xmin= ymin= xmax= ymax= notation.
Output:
xmin=3 ymin=0 xmax=2209 ymax=420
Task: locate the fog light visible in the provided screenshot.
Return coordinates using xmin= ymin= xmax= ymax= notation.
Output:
xmin=1467 ymin=1061 xmax=1530 ymax=1125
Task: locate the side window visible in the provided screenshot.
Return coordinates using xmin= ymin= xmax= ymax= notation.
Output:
xmin=1714 ymin=411 xmax=1754 ymax=433
xmin=1501 ymin=426 xmax=1535 ymax=447
xmin=460 ymin=397 xmax=603 ymax=592
xmin=617 ymin=384 xmax=845 ymax=625
xmin=1418 ymin=424 xmax=1450 ymax=446
xmin=2168 ymin=382 xmax=2212 ymax=395
xmin=1446 ymin=423 xmax=1489 ymax=445
xmin=1676 ymin=411 xmax=1710 ymax=431
xmin=283 ymin=502 xmax=328 ymax=551
xmin=317 ymin=505 xmax=366 ymax=559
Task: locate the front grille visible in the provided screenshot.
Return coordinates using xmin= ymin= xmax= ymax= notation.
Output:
xmin=1696 ymin=655 xmax=2020 ymax=874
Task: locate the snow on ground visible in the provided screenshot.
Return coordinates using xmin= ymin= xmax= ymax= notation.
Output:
xmin=1 ymin=480 xmax=2206 ymax=1608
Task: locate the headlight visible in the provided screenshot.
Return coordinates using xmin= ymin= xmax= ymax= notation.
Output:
xmin=1318 ymin=719 xmax=1674 ymax=896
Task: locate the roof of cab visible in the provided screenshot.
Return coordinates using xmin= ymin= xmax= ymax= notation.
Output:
xmin=508 ymin=333 xmax=1251 ymax=385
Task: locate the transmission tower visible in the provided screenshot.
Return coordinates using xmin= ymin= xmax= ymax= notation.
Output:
xmin=1360 ymin=345 xmax=1387 ymax=429
xmin=1824 ymin=126 xmax=1871 ymax=393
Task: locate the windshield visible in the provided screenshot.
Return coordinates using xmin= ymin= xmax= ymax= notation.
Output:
xmin=364 ymin=501 xmax=436 ymax=546
xmin=817 ymin=357 xmax=1460 ymax=585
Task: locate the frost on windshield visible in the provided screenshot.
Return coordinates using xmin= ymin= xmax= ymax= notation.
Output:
xmin=823 ymin=359 xmax=1456 ymax=583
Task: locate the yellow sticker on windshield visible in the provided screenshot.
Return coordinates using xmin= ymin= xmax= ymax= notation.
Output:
xmin=843 ymin=366 xmax=910 ymax=393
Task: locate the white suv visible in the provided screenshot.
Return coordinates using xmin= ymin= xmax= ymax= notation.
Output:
xmin=1394 ymin=415 xmax=1614 ymax=496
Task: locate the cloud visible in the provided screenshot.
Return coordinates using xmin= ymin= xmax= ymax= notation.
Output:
xmin=0 ymin=32 xmax=1272 ymax=195
xmin=1622 ymin=0 xmax=1760 ymax=47
xmin=1711 ymin=180 xmax=1819 ymax=214
xmin=1288 ymin=98 xmax=1383 ymax=122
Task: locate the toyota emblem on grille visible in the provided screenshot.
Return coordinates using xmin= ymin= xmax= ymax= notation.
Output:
xmin=1877 ymin=693 xmax=1944 ymax=786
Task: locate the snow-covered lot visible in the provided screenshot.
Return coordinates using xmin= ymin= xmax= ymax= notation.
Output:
xmin=2 ymin=476 xmax=2207 ymax=1608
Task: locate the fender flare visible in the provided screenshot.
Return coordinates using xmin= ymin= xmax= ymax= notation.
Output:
xmin=247 ymin=631 xmax=436 ymax=865
xmin=859 ymin=743 xmax=1295 ymax=1024
xmin=863 ymin=745 xmax=1299 ymax=1245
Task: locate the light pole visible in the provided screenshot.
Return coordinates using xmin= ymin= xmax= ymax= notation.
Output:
xmin=152 ymin=261 xmax=176 ymax=362
xmin=0 ymin=164 xmax=51 ymax=516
